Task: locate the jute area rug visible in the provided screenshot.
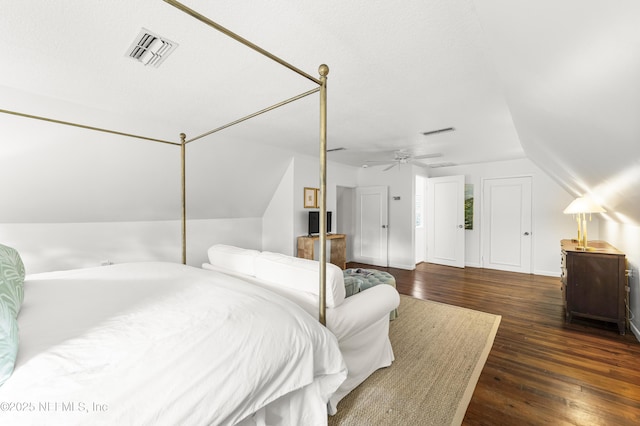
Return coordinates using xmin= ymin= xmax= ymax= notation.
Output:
xmin=329 ymin=295 xmax=501 ymax=426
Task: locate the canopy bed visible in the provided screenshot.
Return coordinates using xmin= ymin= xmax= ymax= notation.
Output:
xmin=0 ymin=0 xmax=332 ymax=324
xmin=0 ymin=251 xmax=346 ymax=425
xmin=0 ymin=1 xmax=342 ymax=424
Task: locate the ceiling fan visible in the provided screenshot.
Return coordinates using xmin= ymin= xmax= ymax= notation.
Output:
xmin=365 ymin=150 xmax=443 ymax=171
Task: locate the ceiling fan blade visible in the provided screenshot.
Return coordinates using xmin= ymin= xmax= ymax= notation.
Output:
xmin=383 ymin=163 xmax=397 ymax=171
xmin=366 ymin=160 xmax=396 ymax=165
xmin=413 ymin=153 xmax=443 ymax=160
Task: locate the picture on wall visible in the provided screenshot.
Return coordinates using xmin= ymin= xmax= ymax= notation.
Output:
xmin=304 ymin=187 xmax=318 ymax=208
xmin=465 ymin=184 xmax=474 ymax=230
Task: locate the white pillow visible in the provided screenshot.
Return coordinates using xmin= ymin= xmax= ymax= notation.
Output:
xmin=255 ymin=252 xmax=346 ymax=308
xmin=207 ymin=245 xmax=260 ymax=277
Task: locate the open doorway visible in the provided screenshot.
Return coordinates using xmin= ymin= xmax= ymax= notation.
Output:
xmin=415 ymin=175 xmax=427 ymax=264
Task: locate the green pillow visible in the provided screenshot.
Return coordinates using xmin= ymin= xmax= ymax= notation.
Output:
xmin=0 ymin=244 xmax=25 ymax=317
xmin=0 ymin=300 xmax=18 ymax=386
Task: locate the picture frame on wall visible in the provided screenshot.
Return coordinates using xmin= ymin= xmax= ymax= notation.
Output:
xmin=304 ymin=187 xmax=318 ymax=208
xmin=464 ymin=184 xmax=474 ymax=229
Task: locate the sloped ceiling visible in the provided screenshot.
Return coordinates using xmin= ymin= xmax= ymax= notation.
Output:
xmin=0 ymin=1 xmax=638 ymax=225
xmin=473 ymin=0 xmax=640 ymax=226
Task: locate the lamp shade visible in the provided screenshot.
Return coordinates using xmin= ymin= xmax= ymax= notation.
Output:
xmin=563 ymin=196 xmax=606 ymax=214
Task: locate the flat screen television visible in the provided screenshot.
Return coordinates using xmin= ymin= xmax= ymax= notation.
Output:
xmin=308 ymin=211 xmax=332 ymax=236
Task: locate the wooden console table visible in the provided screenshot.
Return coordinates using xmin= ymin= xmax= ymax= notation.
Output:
xmin=297 ymin=234 xmax=346 ymax=269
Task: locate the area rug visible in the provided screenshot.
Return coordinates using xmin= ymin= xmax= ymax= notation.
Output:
xmin=329 ymin=295 xmax=501 ymax=426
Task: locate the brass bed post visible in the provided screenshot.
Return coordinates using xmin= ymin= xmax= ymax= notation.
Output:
xmin=318 ymin=64 xmax=329 ymax=326
xmin=180 ymin=133 xmax=187 ymax=265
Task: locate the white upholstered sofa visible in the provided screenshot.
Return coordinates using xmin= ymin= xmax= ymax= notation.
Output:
xmin=202 ymin=244 xmax=400 ymax=413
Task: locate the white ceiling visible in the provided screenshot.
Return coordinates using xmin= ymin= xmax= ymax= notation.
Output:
xmin=1 ymin=0 xmax=639 ymax=224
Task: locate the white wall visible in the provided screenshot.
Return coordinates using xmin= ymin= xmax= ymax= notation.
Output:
xmin=262 ymin=159 xmax=295 ymax=255
xmin=0 ymin=218 xmax=262 ymax=274
xmin=3 ymin=153 xmax=359 ymax=275
xmin=429 ymin=158 xmax=578 ymax=276
xmin=187 ymin=219 xmax=263 ymax=267
xmin=599 ymin=221 xmax=640 ymax=341
xmin=285 ymin=155 xmax=358 ymax=259
xmin=336 ymin=186 xmax=355 ymax=262
xmin=293 ymin=155 xmax=326 ymax=241
xmin=3 ymin=155 xmax=579 ymax=278
xmin=1 ymin=99 xmax=294 ymax=224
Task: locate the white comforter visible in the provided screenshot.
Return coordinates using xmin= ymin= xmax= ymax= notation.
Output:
xmin=0 ymin=262 xmax=346 ymax=425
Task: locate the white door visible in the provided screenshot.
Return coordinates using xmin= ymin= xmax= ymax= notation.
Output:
xmin=427 ymin=175 xmax=465 ymax=268
xmin=353 ymin=186 xmax=389 ymax=267
xmin=481 ymin=176 xmax=532 ymax=273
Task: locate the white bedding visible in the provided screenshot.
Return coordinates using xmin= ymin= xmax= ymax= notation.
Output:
xmin=0 ymin=262 xmax=346 ymax=425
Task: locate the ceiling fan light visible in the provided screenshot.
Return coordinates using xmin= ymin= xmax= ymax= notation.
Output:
xmin=364 ymin=149 xmax=445 ymax=171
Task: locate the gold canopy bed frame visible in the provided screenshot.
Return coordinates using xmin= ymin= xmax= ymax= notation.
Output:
xmin=0 ymin=0 xmax=331 ymax=325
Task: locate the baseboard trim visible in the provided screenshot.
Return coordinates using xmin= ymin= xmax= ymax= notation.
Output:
xmin=533 ymin=269 xmax=561 ymax=277
xmin=389 ymin=262 xmax=415 ymax=271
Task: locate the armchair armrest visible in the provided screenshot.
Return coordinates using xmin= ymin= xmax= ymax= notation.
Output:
xmin=327 ymin=284 xmax=400 ymax=341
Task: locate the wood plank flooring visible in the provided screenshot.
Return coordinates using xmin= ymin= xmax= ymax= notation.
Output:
xmin=347 ymin=261 xmax=640 ymax=425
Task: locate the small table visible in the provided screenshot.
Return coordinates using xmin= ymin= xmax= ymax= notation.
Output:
xmin=297 ymin=234 xmax=346 ymax=269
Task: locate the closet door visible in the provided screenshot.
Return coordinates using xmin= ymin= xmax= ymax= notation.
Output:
xmin=481 ymin=176 xmax=532 ymax=273
xmin=353 ymin=186 xmax=388 ymax=267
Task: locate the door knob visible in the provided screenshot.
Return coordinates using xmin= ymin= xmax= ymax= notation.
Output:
xmin=382 ymin=225 xmax=387 ymax=229
xmin=524 ymin=232 xmax=530 ymax=236
xmin=458 ymin=225 xmax=463 ymax=229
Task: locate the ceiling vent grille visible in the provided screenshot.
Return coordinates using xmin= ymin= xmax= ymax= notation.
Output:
xmin=126 ymin=28 xmax=178 ymax=68
xmin=427 ymin=162 xmax=456 ymax=168
xmin=422 ymin=127 xmax=455 ymax=136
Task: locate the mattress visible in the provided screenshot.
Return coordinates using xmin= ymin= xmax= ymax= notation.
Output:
xmin=0 ymin=262 xmax=346 ymax=425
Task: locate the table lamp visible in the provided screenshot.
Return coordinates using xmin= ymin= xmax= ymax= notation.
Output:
xmin=563 ymin=196 xmax=606 ymax=249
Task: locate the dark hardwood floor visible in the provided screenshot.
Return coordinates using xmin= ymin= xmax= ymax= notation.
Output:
xmin=347 ymin=261 xmax=640 ymax=425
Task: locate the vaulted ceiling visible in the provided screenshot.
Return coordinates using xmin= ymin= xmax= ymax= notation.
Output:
xmin=1 ymin=1 xmax=638 ymax=225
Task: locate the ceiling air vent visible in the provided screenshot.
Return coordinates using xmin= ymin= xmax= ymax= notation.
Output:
xmin=126 ymin=28 xmax=178 ymax=68
xmin=422 ymin=127 xmax=455 ymax=136
xmin=427 ymin=162 xmax=456 ymax=168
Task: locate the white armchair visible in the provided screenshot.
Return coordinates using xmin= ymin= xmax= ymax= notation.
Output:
xmin=202 ymin=244 xmax=400 ymax=413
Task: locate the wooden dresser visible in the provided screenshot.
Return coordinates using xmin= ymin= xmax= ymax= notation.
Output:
xmin=560 ymin=239 xmax=627 ymax=334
